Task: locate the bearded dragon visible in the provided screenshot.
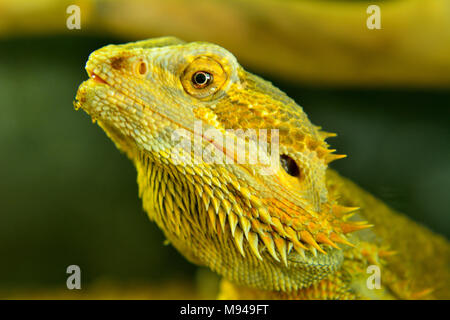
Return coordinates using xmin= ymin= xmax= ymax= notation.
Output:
xmin=74 ymin=37 xmax=450 ymax=299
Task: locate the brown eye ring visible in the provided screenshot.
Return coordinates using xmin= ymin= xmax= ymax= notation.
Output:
xmin=280 ymin=155 xmax=300 ymax=177
xmin=192 ymin=71 xmax=213 ymax=88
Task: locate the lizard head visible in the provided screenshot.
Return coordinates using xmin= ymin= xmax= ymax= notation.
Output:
xmin=75 ymin=37 xmax=371 ymax=291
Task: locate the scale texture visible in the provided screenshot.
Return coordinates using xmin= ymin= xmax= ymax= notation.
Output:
xmin=74 ymin=37 xmax=450 ymax=299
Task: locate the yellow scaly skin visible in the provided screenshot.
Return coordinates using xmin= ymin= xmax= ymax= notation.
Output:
xmin=74 ymin=37 xmax=450 ymax=299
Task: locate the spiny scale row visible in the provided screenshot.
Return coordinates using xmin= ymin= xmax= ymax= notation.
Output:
xmin=152 ymin=156 xmax=372 ymax=266
xmin=196 ymin=178 xmax=371 ymax=266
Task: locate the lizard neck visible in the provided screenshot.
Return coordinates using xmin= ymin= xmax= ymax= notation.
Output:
xmin=133 ymin=152 xmax=343 ymax=292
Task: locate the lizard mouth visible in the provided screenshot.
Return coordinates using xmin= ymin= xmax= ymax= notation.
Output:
xmin=87 ymin=70 xmax=108 ymax=85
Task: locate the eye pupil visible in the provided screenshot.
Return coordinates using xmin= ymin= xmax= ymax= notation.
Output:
xmin=192 ymin=71 xmax=212 ymax=88
xmin=280 ymin=155 xmax=300 ymax=177
xmin=194 ymin=73 xmax=207 ymax=84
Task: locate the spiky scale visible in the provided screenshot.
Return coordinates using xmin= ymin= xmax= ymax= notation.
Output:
xmin=332 ymin=204 xmax=360 ymax=218
xmin=159 ymin=150 xmax=170 ymax=159
xmin=177 ymin=192 xmax=188 ymax=212
xmin=316 ymin=232 xmax=340 ymax=249
xmin=378 ymin=249 xmax=398 ymax=258
xmin=249 ymin=194 xmax=263 ymax=208
xmin=285 ymin=226 xmax=308 ymax=250
xmin=192 ymin=165 xmax=203 ymax=177
xmin=203 ymin=184 xmax=214 ymax=199
xmin=156 ymin=168 xmax=163 ymax=182
xmin=214 ymin=188 xmax=224 ymax=201
xmin=260 ymin=234 xmax=280 ymax=262
xmin=202 ymin=174 xmax=212 ymax=187
xmin=193 ymin=174 xmax=202 ymax=185
xmin=325 ymin=153 xmax=347 ymax=164
xmin=330 ymin=232 xmax=355 ymax=247
xmin=195 ymin=183 xmax=203 ymax=197
xmin=211 ymin=196 xmax=220 ymax=215
xmin=319 ymin=131 xmax=337 ymax=139
xmin=222 ymin=198 xmax=232 ymax=215
xmin=274 ymin=236 xmax=288 ymax=267
xmin=233 ymin=202 xmax=244 ymax=217
xmin=287 ymin=241 xmax=293 ymax=254
xmin=251 ymin=207 xmax=259 ymax=219
xmin=173 ymin=205 xmax=182 ymax=236
xmin=233 ymin=227 xmax=245 ymax=257
xmin=158 ymin=188 xmax=164 ymax=214
xmin=259 ymin=207 xmax=272 ymax=225
xmin=183 ymin=165 xmax=194 ymax=176
xmin=251 ymin=219 xmax=269 ymax=235
xmin=210 ymin=176 xmax=221 ymax=188
xmin=165 ymin=194 xmax=174 ymax=213
xmin=341 ymin=221 xmax=373 ymax=234
xmin=228 ymin=212 xmax=238 ymax=237
xmin=207 ymin=205 xmax=217 ymax=233
xmin=160 ymin=175 xmax=167 ymax=195
xmin=239 ymin=216 xmax=251 ymax=239
xmin=299 ymin=230 xmax=326 ymax=254
xmin=247 ymin=232 xmax=263 ymax=260
xmin=201 ymin=191 xmax=210 ymax=210
xmin=271 ymin=217 xmax=288 ymax=238
xmin=240 ymin=186 xmax=252 ymax=200
xmin=218 ymin=208 xmax=227 ymax=233
xmin=166 ymin=178 xmax=175 ymax=196
xmin=230 ymin=179 xmax=240 ymax=191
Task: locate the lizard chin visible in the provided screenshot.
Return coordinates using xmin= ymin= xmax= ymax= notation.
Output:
xmin=74 ymin=79 xmax=139 ymax=160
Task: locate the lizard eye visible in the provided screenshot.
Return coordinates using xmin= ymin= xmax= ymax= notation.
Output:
xmin=280 ymin=155 xmax=300 ymax=177
xmin=181 ymin=56 xmax=227 ymax=99
xmin=192 ymin=71 xmax=213 ymax=88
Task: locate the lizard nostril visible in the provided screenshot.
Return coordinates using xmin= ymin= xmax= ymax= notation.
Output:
xmin=137 ymin=61 xmax=148 ymax=76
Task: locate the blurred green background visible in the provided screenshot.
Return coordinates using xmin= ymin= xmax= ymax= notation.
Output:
xmin=0 ymin=0 xmax=449 ymax=298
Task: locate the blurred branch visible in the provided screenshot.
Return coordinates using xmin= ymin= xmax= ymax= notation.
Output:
xmin=1 ymin=0 xmax=450 ymax=87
